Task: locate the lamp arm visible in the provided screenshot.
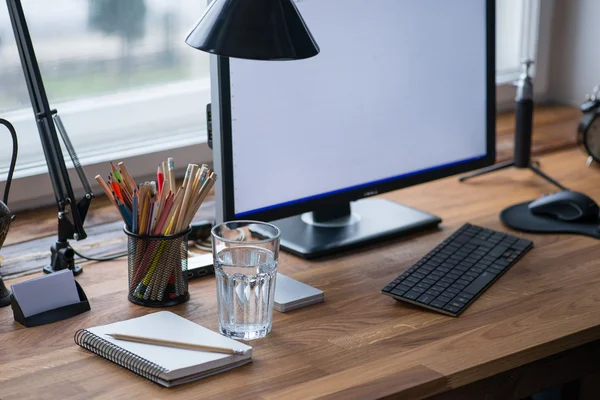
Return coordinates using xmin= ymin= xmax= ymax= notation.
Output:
xmin=0 ymin=119 xmax=18 ymax=207
xmin=6 ymin=0 xmax=90 ymax=242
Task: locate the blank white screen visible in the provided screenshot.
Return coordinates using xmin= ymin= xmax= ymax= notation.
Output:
xmin=229 ymin=0 xmax=488 ymax=216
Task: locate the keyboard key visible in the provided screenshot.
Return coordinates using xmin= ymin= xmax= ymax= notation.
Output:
xmin=422 ymin=278 xmax=437 ymax=285
xmin=411 ymin=287 xmax=426 ymax=294
xmin=445 ymin=287 xmax=460 ymax=295
xmin=470 ymin=238 xmax=494 ymax=248
xmin=416 ymin=282 xmax=432 ymax=290
xmin=417 ymin=294 xmax=435 ymax=305
xmin=391 ymin=287 xmax=408 ymax=296
xmin=462 ymin=275 xmax=476 ymax=282
xmin=440 ymin=277 xmax=454 ymax=284
xmin=446 ymin=273 xmax=461 ymax=280
xmin=436 ymin=281 xmax=451 ymax=288
xmin=430 ymin=299 xmax=448 ymax=309
xmin=488 ymin=246 xmax=509 ymax=258
xmin=463 ymin=271 xmax=498 ymax=295
xmin=451 ymin=282 xmax=466 ymax=290
xmin=495 ymin=258 xmax=510 ymax=266
xmin=412 ymin=272 xmax=426 ymax=279
xmin=469 ymin=267 xmax=484 ymax=274
xmin=454 ymin=296 xmax=471 ymax=304
xmin=513 ymin=239 xmax=532 ymax=249
xmin=437 ymin=295 xmax=453 ymax=303
xmin=456 ymin=279 xmax=470 ymax=286
xmin=406 ymin=276 xmax=421 ymax=284
xmin=465 ymin=271 xmax=479 ymax=278
xmin=403 ymin=290 xmax=422 ymax=300
xmin=443 ymin=304 xmax=461 ymax=314
xmin=426 ymin=289 xmax=441 ymax=297
xmin=458 ymin=292 xmax=475 ymax=300
xmin=487 ymin=267 xmax=502 ymax=274
xmin=431 ymin=285 xmax=446 ymax=292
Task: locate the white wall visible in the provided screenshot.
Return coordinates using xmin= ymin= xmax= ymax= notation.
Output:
xmin=548 ymin=0 xmax=600 ymax=105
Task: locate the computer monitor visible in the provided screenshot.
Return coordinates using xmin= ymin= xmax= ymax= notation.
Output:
xmin=210 ymin=0 xmax=495 ymax=258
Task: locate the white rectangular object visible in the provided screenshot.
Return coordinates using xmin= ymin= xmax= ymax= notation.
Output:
xmin=11 ymin=269 xmax=80 ymax=318
xmin=274 ymin=273 xmax=324 ymax=312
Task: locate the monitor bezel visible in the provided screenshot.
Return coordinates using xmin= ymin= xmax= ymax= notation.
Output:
xmin=215 ymin=0 xmax=496 ymax=222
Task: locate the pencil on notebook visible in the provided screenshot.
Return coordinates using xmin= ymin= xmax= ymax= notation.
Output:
xmin=106 ymin=333 xmax=247 ymax=355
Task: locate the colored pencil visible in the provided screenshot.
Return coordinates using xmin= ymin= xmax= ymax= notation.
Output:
xmin=110 ymin=175 xmax=124 ymax=203
xmin=167 ymin=158 xmax=175 ymax=193
xmin=110 ymin=162 xmax=123 ymax=184
xmin=118 ymin=161 xmax=137 ymax=193
xmin=132 ymin=189 xmax=138 ymax=234
xmin=95 ymin=175 xmax=115 ymax=203
xmin=157 ymin=165 xmax=164 ymax=196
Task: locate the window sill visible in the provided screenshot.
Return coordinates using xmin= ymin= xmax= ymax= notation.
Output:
xmin=5 ymin=138 xmax=212 ymax=213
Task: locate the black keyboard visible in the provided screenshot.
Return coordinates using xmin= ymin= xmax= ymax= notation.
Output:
xmin=381 ymin=223 xmax=533 ymax=316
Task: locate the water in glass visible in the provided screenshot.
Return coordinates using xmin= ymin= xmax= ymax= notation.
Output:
xmin=215 ymin=246 xmax=277 ymax=340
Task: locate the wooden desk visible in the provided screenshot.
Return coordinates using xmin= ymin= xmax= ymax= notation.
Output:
xmin=2 ymin=148 xmax=600 ymax=400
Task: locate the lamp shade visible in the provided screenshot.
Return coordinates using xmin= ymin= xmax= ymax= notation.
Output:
xmin=185 ymin=0 xmax=320 ymax=61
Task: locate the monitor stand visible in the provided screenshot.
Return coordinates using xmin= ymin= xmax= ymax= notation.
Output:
xmin=269 ymin=198 xmax=441 ymax=259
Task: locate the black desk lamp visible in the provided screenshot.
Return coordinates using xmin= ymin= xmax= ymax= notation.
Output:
xmin=185 ymin=0 xmax=320 ymax=60
xmin=6 ymin=0 xmax=93 ymax=275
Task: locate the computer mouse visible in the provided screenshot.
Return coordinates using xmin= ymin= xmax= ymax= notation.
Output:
xmin=528 ymin=190 xmax=600 ymax=222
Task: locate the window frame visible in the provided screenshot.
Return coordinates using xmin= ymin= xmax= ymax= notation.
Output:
xmin=496 ymin=0 xmax=554 ymax=109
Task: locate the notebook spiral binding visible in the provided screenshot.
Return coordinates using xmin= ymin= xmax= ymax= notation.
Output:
xmin=74 ymin=329 xmax=168 ymax=384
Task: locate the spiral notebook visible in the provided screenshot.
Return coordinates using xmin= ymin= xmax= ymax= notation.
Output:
xmin=74 ymin=311 xmax=252 ymax=387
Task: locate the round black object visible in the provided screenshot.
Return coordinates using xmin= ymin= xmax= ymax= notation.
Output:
xmin=500 ymin=201 xmax=600 ymax=239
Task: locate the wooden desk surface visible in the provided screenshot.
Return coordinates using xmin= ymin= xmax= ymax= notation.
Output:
xmin=2 ymin=148 xmax=600 ymax=400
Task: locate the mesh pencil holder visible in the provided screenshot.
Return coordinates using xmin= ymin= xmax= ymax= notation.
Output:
xmin=124 ymin=226 xmax=191 ymax=307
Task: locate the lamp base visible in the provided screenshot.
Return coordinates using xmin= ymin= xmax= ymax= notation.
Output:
xmin=42 ymin=240 xmax=83 ymax=276
xmin=0 ymin=276 xmax=11 ymax=307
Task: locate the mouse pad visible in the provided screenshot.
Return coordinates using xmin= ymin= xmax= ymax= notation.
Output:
xmin=500 ymin=201 xmax=600 ymax=239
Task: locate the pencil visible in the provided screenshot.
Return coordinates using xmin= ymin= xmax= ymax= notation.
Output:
xmin=167 ymin=158 xmax=175 ymax=193
xmin=110 ymin=162 xmax=123 ymax=184
xmin=132 ymin=189 xmax=138 ymax=234
xmin=106 ymin=333 xmax=247 ymax=355
xmin=110 ymin=174 xmax=124 ymax=203
xmin=118 ymin=161 xmax=137 ymax=193
xmin=116 ymin=198 xmax=133 ymax=228
xmin=157 ymin=165 xmax=164 ymax=196
xmin=176 ymin=164 xmax=198 ymax=232
xmin=95 ymin=175 xmax=115 ymax=203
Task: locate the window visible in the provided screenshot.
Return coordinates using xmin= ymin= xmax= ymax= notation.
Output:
xmin=0 ymin=0 xmax=211 ymax=209
xmin=0 ymin=0 xmax=549 ymax=210
xmin=496 ymin=0 xmax=552 ymax=105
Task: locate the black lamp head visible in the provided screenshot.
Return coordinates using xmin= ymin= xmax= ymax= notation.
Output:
xmin=185 ymin=0 xmax=320 ymax=61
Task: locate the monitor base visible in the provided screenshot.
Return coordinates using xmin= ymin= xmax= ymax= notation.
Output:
xmin=271 ymin=198 xmax=441 ymax=259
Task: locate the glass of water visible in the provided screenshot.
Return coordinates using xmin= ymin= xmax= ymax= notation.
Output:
xmin=212 ymin=220 xmax=280 ymax=340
